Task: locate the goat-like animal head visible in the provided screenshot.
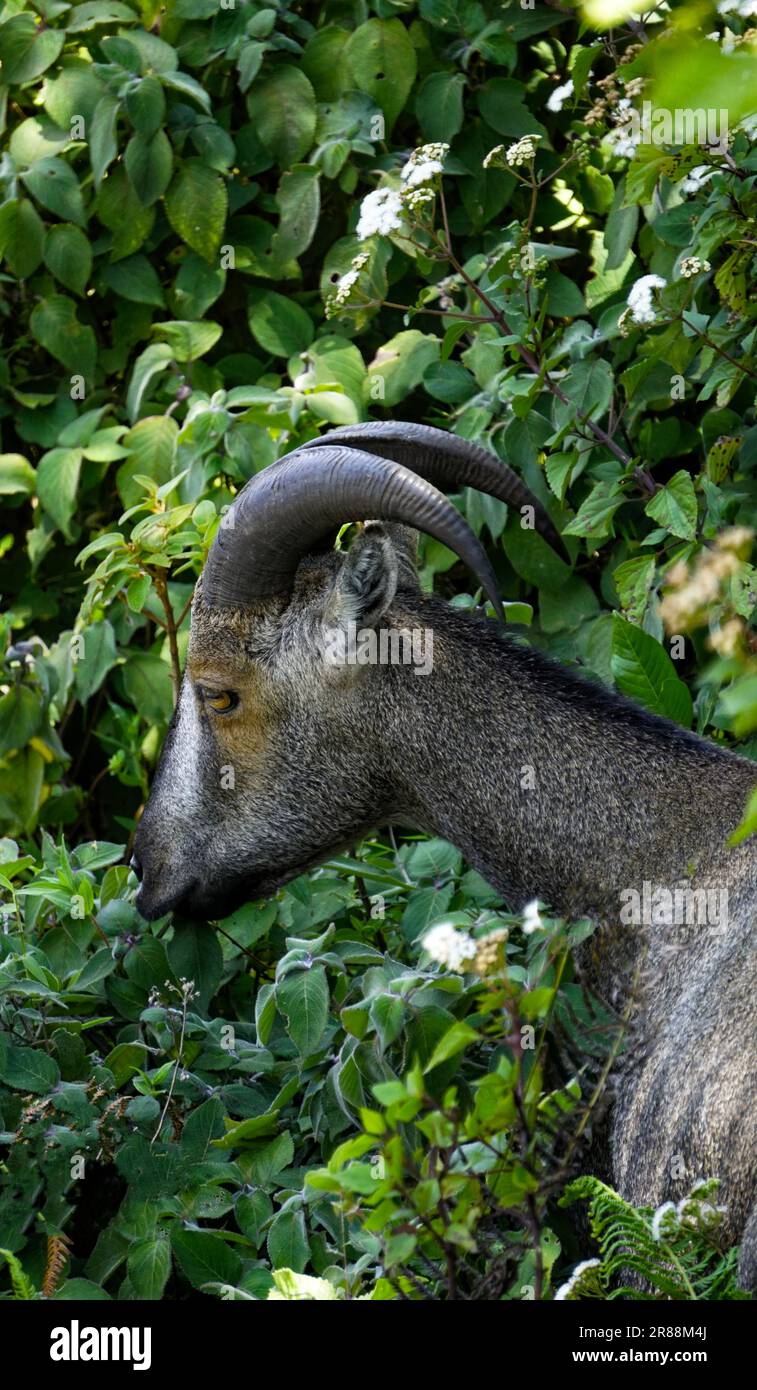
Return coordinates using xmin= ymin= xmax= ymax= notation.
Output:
xmin=132 ymin=423 xmax=565 ymax=920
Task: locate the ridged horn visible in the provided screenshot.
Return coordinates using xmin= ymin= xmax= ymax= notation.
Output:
xmin=299 ymin=421 xmax=569 ymax=561
xmin=202 ymin=445 xmax=505 ymax=617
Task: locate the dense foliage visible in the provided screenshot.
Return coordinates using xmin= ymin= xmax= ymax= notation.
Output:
xmin=0 ymin=0 xmax=755 ymax=1299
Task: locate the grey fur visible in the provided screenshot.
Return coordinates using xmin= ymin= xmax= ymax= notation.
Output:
xmin=134 ymin=513 xmax=756 ymax=1290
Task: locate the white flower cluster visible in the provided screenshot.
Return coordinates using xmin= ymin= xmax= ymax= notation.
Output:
xmin=403 ymin=184 xmax=436 ymax=213
xmin=606 ymin=97 xmax=638 ymax=159
xmin=505 ymin=134 xmax=541 ymax=167
xmin=679 ymin=165 xmax=714 ymax=195
xmin=626 ymin=273 xmax=667 ymax=324
xmin=553 ymin=1259 xmax=601 ymax=1301
xmin=330 ymin=251 xmax=370 ymax=307
xmin=678 ymin=256 xmax=711 ymax=279
xmin=546 ymin=79 xmax=574 ymax=113
xmin=422 ymin=922 xmax=475 ymax=973
xmin=356 ymin=187 xmax=404 ymax=240
xmin=355 ymin=144 xmax=449 ymax=243
xmin=400 ymin=141 xmax=449 ymax=188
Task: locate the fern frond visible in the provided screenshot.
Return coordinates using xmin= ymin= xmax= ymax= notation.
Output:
xmin=42 ymin=1232 xmax=72 ymax=1299
xmin=0 ymin=1248 xmax=38 ymax=1300
xmin=558 ymin=1176 xmax=748 ymax=1300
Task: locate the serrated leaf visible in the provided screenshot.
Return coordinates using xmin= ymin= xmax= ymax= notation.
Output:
xmin=644 ymin=471 xmax=698 ymax=541
xmin=267 ymin=1207 xmax=309 ymax=1273
xmin=276 ymin=965 xmax=329 ymax=1056
xmin=611 ymin=616 xmax=693 ymax=727
xmin=0 ymin=1044 xmax=59 ymax=1093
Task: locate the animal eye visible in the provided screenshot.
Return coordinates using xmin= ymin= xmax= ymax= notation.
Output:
xmin=204 ymin=690 xmax=239 ymax=714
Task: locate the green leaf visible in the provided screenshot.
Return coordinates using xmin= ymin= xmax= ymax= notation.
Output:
xmin=171 ymin=1228 xmax=241 ymax=1291
xmin=644 ymin=471 xmax=698 ymax=541
xmin=0 ymin=198 xmax=45 ymax=278
xmin=0 ymin=686 xmax=42 ymax=756
xmin=0 ymin=454 xmax=36 ymax=496
xmin=167 ymin=921 xmax=223 ymax=1008
xmin=125 ymin=130 xmax=174 ymax=207
xmin=29 ymin=295 xmax=97 ymax=385
xmin=96 ymin=167 xmax=155 ymax=259
xmin=36 ymin=447 xmax=83 ymax=538
xmin=89 ymin=93 xmax=120 ymax=187
xmin=128 ymin=1235 xmax=171 ymax=1300
xmin=164 ymin=159 xmax=227 ymax=261
xmin=118 ymin=415 xmax=178 ymax=503
xmin=611 ymin=616 xmax=693 ymax=727
xmin=44 ymin=224 xmax=93 ymax=296
xmin=423 ymin=1020 xmax=480 ymax=1073
xmin=21 ymin=157 xmax=86 ymax=227
xmin=152 ymin=320 xmax=222 ymax=360
xmin=0 ymin=15 xmax=64 ymax=84
xmin=125 ymin=75 xmax=166 ymax=138
xmin=246 ymin=65 xmax=316 ymax=165
xmin=74 ymin=620 xmax=118 ymax=703
xmin=126 ymin=343 xmax=174 ymax=422
xmin=365 ymin=330 xmax=439 ymax=408
xmin=416 ymin=70 xmax=465 ymax=142
xmin=276 ymin=965 xmax=329 ymax=1056
xmin=272 ymin=165 xmax=321 ymax=262
xmin=0 ymin=1044 xmax=59 ymax=1093
xmin=477 ymin=76 xmax=544 ymax=138
xmin=344 ymin=19 xmax=417 ymax=133
xmin=248 ymin=289 xmax=313 ymax=356
xmin=103 ymin=253 xmax=165 ymax=307
xmin=267 ymin=1207 xmax=309 ymax=1273
xmin=121 ymin=651 xmax=174 ymax=725
xmin=563 ymin=480 xmax=626 ymax=541
xmin=102 ymin=1041 xmax=149 ymax=1088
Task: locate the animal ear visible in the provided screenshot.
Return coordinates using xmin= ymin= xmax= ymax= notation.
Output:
xmin=325 ymin=523 xmax=399 ymax=632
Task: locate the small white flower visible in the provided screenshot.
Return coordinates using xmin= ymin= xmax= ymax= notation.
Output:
xmin=678 ymin=256 xmax=711 ymax=279
xmin=679 ymin=165 xmax=714 ymax=195
xmin=521 ymin=899 xmax=544 ymax=934
xmin=423 ymin=922 xmax=476 ymax=972
xmin=505 ymin=135 xmax=541 ymax=167
xmin=356 ymin=187 xmax=404 ymax=240
xmin=554 ymin=1258 xmax=601 ymax=1300
xmin=547 ymin=79 xmax=574 ymax=113
xmin=607 ymin=118 xmax=639 ymax=159
xmin=403 ymin=185 xmax=436 ymax=213
xmin=626 ymin=273 xmax=666 ymax=325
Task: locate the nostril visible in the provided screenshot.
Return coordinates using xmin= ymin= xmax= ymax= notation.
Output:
xmin=129 ymin=852 xmax=143 ymax=882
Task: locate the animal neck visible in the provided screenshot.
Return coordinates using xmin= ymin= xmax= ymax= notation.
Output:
xmin=384 ymin=600 xmax=754 ymax=925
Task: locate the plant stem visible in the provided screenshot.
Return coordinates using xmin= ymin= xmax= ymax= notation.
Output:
xmin=152 ymin=570 xmax=181 ymax=703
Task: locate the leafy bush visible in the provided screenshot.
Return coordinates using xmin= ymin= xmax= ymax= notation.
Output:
xmin=0 ymin=0 xmax=755 ymax=1299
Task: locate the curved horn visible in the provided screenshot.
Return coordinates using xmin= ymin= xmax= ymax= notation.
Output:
xmin=299 ymin=421 xmax=569 ymax=561
xmin=202 ymin=445 xmax=505 ymax=617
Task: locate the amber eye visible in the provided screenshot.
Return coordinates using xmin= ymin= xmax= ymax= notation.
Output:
xmin=204 ymin=690 xmax=239 ymax=714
